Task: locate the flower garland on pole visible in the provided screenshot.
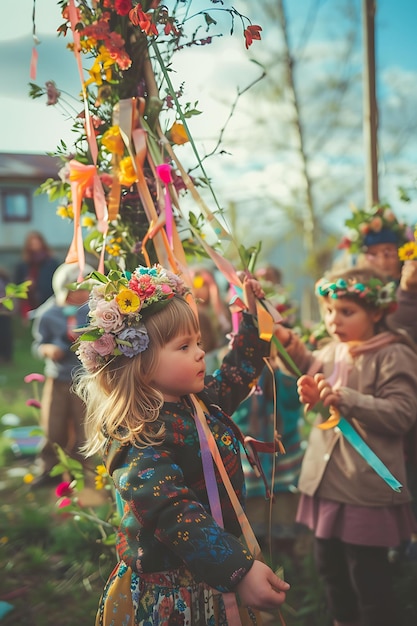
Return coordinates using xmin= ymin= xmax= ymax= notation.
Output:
xmin=30 ymin=0 xmax=263 ymax=282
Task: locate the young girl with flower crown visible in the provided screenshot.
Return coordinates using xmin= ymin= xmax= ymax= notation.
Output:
xmin=273 ymin=267 xmax=417 ymax=626
xmin=73 ymin=264 xmax=289 ymax=626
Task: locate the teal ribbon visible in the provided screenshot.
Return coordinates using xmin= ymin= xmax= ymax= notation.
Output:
xmin=338 ymin=417 xmax=402 ymax=492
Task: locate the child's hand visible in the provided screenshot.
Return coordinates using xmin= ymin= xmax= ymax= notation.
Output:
xmin=400 ymin=260 xmax=417 ymax=292
xmin=236 ymin=560 xmax=289 ymax=610
xmin=41 ymin=344 xmax=65 ymax=361
xmin=297 ymin=374 xmax=320 ymax=411
xmin=243 ymin=276 xmax=265 ymax=316
xmin=313 ymin=373 xmax=340 ymax=408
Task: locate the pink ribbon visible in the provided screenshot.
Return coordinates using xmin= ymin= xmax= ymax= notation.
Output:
xmin=155 ymin=163 xmax=174 ymax=247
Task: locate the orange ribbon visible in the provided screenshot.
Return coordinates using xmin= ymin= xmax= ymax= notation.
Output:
xmin=65 ymin=160 xmax=108 ymax=276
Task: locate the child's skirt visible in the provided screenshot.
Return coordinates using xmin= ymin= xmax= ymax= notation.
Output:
xmin=95 ymin=560 xmax=262 ymax=625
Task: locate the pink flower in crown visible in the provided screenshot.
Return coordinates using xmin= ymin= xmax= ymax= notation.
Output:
xmin=77 ymin=342 xmax=102 ymax=372
xmin=384 ymin=209 xmax=396 ymax=222
xmin=94 ymin=299 xmax=125 ymax=333
xmin=92 ymin=333 xmax=116 ymax=356
xmin=142 ymin=283 xmax=156 ymax=298
xmin=369 ymin=216 xmax=383 ymax=232
xmin=161 ymin=284 xmax=173 ymax=295
xmin=359 ymin=223 xmax=370 ymax=235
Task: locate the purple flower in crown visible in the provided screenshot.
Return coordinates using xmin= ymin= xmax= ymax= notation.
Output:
xmin=118 ymin=325 xmax=149 ymax=357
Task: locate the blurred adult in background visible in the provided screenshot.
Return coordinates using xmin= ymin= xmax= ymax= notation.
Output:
xmin=14 ymin=230 xmax=60 ymax=321
xmin=190 ymin=266 xmax=232 ymax=373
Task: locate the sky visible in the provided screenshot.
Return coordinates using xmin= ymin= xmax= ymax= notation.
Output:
xmin=1 ymin=0 xmax=417 ymax=255
xmin=1 ymin=0 xmax=416 ymax=150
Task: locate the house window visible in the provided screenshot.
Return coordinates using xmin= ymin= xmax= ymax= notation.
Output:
xmin=1 ymin=189 xmax=32 ymax=222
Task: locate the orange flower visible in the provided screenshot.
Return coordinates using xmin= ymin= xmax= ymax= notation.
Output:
xmin=168 ymin=122 xmax=189 ymax=145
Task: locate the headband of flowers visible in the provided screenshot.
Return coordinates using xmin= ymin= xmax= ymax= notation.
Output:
xmin=315 ymin=276 xmax=397 ymax=310
xmin=74 ymin=264 xmax=190 ymax=372
xmin=338 ymin=203 xmax=409 ymax=254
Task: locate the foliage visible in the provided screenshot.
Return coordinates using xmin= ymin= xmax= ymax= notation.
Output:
xmin=0 ymin=281 xmax=31 ymax=311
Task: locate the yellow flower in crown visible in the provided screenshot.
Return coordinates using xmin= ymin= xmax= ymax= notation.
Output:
xmin=115 ymin=288 xmax=141 ymax=314
xmin=118 ymin=156 xmax=138 ymax=186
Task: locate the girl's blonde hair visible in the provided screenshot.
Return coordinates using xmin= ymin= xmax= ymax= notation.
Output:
xmin=75 ymin=296 xmax=200 ymax=456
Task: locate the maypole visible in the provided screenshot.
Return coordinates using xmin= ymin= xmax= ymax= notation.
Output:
xmin=30 ymin=0 xmax=264 ymax=289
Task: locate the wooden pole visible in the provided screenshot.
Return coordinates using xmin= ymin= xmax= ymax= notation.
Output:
xmin=362 ymin=0 xmax=379 ymax=207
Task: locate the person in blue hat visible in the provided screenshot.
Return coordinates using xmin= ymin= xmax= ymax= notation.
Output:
xmin=339 ymin=203 xmax=417 ymax=340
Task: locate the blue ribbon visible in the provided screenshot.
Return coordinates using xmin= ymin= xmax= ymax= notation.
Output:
xmin=337 ymin=417 xmax=402 ymax=492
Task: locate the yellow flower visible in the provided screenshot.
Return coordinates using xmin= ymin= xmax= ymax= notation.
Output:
xmin=23 ymin=473 xmax=34 ymax=484
xmin=168 ymin=121 xmax=189 ymax=145
xmin=0 ymin=536 xmax=8 ymax=545
xmin=96 ymin=464 xmax=107 ymax=476
xmin=101 ymin=125 xmax=125 ymax=156
xmin=116 ymin=288 xmax=141 ymax=313
xmin=94 ymin=464 xmax=108 ymax=490
xmin=56 ymin=204 xmax=74 ymax=219
xmin=118 ymin=156 xmax=138 ymax=186
xmin=105 ymin=243 xmax=122 ymax=257
xmin=82 ymin=215 xmax=96 ymax=228
xmin=398 ymin=241 xmax=417 ymax=261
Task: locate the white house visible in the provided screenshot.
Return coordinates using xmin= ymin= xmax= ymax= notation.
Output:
xmin=0 ymin=152 xmax=74 ymax=275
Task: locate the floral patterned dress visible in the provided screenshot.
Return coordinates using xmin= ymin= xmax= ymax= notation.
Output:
xmin=96 ymin=313 xmax=269 ymax=626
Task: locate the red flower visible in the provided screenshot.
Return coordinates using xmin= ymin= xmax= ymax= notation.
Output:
xmin=56 ymin=481 xmax=73 ymax=498
xmin=115 ymin=0 xmax=132 ymax=16
xmin=337 ymin=236 xmax=352 ymax=250
xmin=58 ymin=497 xmax=72 ymax=509
xmin=129 ymin=6 xmax=158 ymax=36
xmin=243 ymin=24 xmax=262 ymax=49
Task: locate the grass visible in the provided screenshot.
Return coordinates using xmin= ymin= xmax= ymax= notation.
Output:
xmin=0 ymin=318 xmax=417 ymax=625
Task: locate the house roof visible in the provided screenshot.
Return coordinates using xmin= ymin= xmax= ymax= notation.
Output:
xmin=0 ymin=152 xmax=61 ymax=181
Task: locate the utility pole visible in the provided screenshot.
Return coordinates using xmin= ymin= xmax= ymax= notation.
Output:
xmin=362 ymin=0 xmax=379 ymax=207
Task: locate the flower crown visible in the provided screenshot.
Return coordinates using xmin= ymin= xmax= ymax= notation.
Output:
xmin=74 ymin=265 xmax=191 ymax=372
xmin=338 ymin=203 xmax=409 ymax=254
xmin=315 ymin=276 xmax=397 ymax=310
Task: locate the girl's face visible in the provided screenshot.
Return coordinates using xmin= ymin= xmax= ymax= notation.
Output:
xmin=151 ymin=329 xmax=206 ymax=402
xmin=323 ymin=297 xmax=382 ymax=343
